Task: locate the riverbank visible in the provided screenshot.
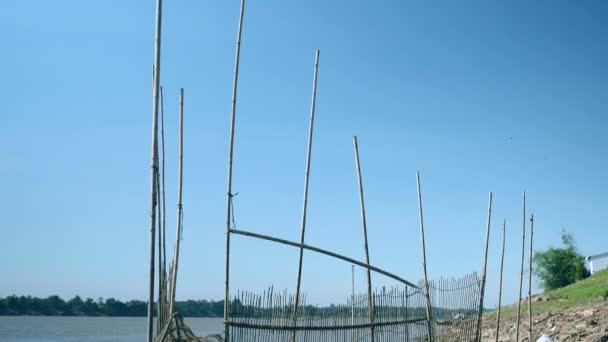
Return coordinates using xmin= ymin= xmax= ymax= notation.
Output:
xmin=481 ymin=268 xmax=608 ymax=341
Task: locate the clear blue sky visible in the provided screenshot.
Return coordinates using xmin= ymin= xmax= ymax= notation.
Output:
xmin=1 ymin=0 xmax=606 ymax=308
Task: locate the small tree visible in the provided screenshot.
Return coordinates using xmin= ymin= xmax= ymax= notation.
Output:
xmin=533 ymin=230 xmax=590 ymax=291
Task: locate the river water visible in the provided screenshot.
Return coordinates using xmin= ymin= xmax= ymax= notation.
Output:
xmin=0 ymin=316 xmax=224 ymax=342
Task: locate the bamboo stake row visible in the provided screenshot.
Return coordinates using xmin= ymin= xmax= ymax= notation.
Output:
xmin=427 ymin=273 xmax=483 ymax=341
xmin=227 ymin=285 xmax=428 ymax=341
xmin=226 ymin=272 xmax=482 ymax=341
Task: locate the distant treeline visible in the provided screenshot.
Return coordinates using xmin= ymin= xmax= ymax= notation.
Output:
xmin=0 ymin=295 xmax=224 ymax=317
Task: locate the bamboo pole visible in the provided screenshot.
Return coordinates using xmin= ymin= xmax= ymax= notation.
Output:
xmin=476 ymin=192 xmax=493 ymax=341
xmin=159 ymin=85 xmax=168 ymax=328
xmin=353 ymin=136 xmax=375 ymax=342
xmin=147 ymin=0 xmax=163 ymax=340
xmin=416 ymin=171 xmax=433 ymax=341
xmin=292 ymin=49 xmax=320 ymax=342
xmin=160 ymin=86 xmax=167 ymax=283
xmin=528 ymin=214 xmax=534 ymax=341
xmin=516 ymin=191 xmax=526 ymax=341
xmin=169 ymin=88 xmax=185 ymax=316
xmin=156 ymin=171 xmax=163 ymax=330
xmin=224 ymin=1 xmax=246 ymax=341
xmin=495 ymin=219 xmax=506 ymax=342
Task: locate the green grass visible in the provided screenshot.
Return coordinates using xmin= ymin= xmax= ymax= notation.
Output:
xmin=490 ymin=268 xmax=608 ymax=316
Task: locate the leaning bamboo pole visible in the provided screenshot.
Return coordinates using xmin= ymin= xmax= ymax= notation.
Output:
xmin=476 ymin=192 xmax=493 ymax=341
xmin=416 ymin=171 xmax=433 ymax=341
xmin=291 ymin=49 xmax=320 ymax=342
xmin=224 ymin=1 xmax=246 ymax=341
xmin=147 ymin=0 xmax=163 ymax=340
xmin=169 ymin=89 xmax=185 ymax=316
xmin=495 ymin=219 xmax=506 ymax=342
xmin=353 ymin=136 xmax=375 ymax=342
xmin=515 ymin=191 xmax=526 ymax=341
xmin=528 ymin=214 xmax=534 ymax=341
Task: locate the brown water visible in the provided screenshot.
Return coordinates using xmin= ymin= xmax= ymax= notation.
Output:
xmin=0 ymin=316 xmax=224 ymax=341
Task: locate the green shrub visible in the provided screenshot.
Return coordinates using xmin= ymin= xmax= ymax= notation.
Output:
xmin=533 ymin=230 xmax=590 ymax=292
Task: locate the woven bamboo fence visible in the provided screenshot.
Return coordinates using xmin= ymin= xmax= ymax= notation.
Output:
xmin=225 ymin=272 xmax=481 ymax=341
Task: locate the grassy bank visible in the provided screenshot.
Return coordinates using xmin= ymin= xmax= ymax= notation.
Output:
xmin=491 ymin=268 xmax=608 ymax=316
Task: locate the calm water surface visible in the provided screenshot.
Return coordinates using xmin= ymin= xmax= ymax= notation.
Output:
xmin=0 ymin=316 xmax=224 ymax=342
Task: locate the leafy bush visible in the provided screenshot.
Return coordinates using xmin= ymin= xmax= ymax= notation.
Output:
xmin=533 ymin=230 xmax=590 ymax=292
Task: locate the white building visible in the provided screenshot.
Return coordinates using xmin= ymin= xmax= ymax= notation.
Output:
xmin=585 ymin=252 xmax=608 ymax=275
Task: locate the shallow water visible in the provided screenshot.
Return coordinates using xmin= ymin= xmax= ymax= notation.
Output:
xmin=0 ymin=316 xmax=224 ymax=342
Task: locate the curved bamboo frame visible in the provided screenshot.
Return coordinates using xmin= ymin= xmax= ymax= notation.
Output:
xmin=229 ymin=228 xmax=420 ymax=289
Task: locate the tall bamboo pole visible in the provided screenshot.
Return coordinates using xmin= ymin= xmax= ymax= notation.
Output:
xmin=159 ymin=86 xmax=168 ymax=328
xmin=416 ymin=171 xmax=433 ymax=341
xmin=224 ymin=1 xmax=246 ymax=341
xmin=147 ymin=0 xmax=163 ymax=340
xmin=353 ymin=136 xmax=375 ymax=342
xmin=291 ymin=49 xmax=320 ymax=342
xmin=495 ymin=219 xmax=506 ymax=342
xmin=157 ymin=85 xmax=168 ymax=332
xmin=528 ymin=214 xmax=534 ymax=341
xmin=169 ymin=89 xmax=185 ymax=317
xmin=476 ymin=192 xmax=493 ymax=341
xmin=516 ymin=191 xmax=526 ymax=341
xmin=160 ymin=86 xmax=167 ymax=283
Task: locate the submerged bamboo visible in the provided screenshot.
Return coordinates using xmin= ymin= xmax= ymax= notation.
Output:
xmin=477 ymin=192 xmax=493 ymax=341
xmin=292 ymin=49 xmax=320 ymax=341
xmin=528 ymin=214 xmax=534 ymax=341
xmin=416 ymin=171 xmax=433 ymax=341
xmin=516 ymin=191 xmax=526 ymax=341
xmin=169 ymin=89 xmax=185 ymax=316
xmin=224 ymin=1 xmax=246 ymax=341
xmin=495 ymin=219 xmax=506 ymax=342
xmin=353 ymin=136 xmax=375 ymax=342
xmin=147 ymin=0 xmax=163 ymax=340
